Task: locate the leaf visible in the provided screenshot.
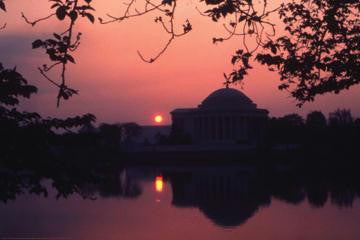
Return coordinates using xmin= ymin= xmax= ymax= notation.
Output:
xmin=53 ymin=33 xmax=61 ymax=40
xmin=84 ymin=13 xmax=95 ymax=23
xmin=51 ymin=3 xmax=60 ymax=9
xmin=239 ymin=15 xmax=247 ymax=21
xmin=69 ymin=10 xmax=78 ymax=22
xmin=32 ymin=39 xmax=43 ymax=49
xmin=66 ymin=54 xmax=75 ymax=64
xmin=162 ymin=0 xmax=174 ymax=6
xmin=56 ymin=6 xmax=67 ymax=21
xmin=204 ymin=0 xmax=224 ymax=5
xmin=0 ymin=1 xmax=6 ymax=11
xmin=270 ymin=45 xmax=277 ymax=54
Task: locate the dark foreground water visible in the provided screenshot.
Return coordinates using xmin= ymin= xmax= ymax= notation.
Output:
xmin=1 ymin=163 xmax=359 ymax=240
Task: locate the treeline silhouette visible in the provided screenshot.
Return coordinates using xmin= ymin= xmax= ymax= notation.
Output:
xmin=56 ymin=122 xmax=142 ymax=151
xmin=264 ymin=109 xmax=359 ymax=156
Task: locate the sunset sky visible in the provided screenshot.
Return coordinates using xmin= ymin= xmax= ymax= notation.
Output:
xmin=1 ymin=0 xmax=359 ymax=125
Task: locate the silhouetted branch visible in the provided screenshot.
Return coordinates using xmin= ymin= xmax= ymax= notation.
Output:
xmin=24 ymin=0 xmax=95 ymax=106
xmin=100 ymin=0 xmax=192 ymax=63
xmin=99 ymin=0 xmax=163 ymax=24
xmin=21 ymin=12 xmax=56 ymax=26
xmin=208 ymin=2 xmax=278 ymax=54
xmin=137 ymin=35 xmax=173 ymax=63
xmin=38 ymin=67 xmax=61 ymax=88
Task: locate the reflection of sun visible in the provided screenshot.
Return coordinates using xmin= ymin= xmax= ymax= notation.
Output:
xmin=155 ymin=176 xmax=163 ymax=192
xmin=154 ymin=115 xmax=163 ymax=123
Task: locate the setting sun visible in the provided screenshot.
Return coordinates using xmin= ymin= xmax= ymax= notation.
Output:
xmin=154 ymin=115 xmax=163 ymax=123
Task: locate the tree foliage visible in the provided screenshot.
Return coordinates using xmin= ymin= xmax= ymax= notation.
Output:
xmin=25 ymin=0 xmax=96 ymax=106
xmin=329 ymin=108 xmax=353 ymax=126
xmin=0 ymin=63 xmax=96 ymax=156
xmin=306 ymin=111 xmax=327 ymax=128
xmin=255 ymin=0 xmax=360 ymax=106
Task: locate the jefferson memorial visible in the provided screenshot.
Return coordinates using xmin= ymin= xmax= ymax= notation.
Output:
xmin=171 ymin=87 xmax=268 ymax=145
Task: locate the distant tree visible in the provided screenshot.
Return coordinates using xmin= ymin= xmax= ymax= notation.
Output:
xmin=79 ymin=122 xmax=97 ymax=134
xmin=99 ymin=123 xmax=122 ymax=147
xmin=354 ymin=118 xmax=360 ymax=128
xmin=98 ymin=122 xmax=142 ymax=146
xmin=329 ymin=109 xmax=353 ymax=127
xmin=121 ymin=122 xmax=142 ymax=142
xmin=306 ymin=111 xmax=327 ymax=128
xmin=280 ymin=114 xmax=304 ymax=127
xmin=265 ymin=114 xmax=305 ymax=145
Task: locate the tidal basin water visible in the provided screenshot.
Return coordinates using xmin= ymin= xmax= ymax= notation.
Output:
xmin=1 ymin=164 xmax=359 ymax=240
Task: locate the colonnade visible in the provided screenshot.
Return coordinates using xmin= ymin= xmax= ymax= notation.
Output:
xmin=193 ymin=114 xmax=260 ymax=142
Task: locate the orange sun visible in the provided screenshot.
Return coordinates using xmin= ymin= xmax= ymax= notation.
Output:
xmin=154 ymin=115 xmax=163 ymax=123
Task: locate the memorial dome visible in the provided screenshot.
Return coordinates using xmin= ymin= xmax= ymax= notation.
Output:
xmin=198 ymin=88 xmax=256 ymax=110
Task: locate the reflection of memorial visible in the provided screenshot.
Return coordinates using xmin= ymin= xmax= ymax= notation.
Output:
xmin=75 ymin=164 xmax=359 ymax=229
xmin=167 ymin=168 xmax=271 ymax=227
xmin=161 ymin=166 xmax=360 ymax=227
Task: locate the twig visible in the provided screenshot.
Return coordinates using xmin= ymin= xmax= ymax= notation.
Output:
xmin=21 ymin=12 xmax=55 ymax=26
xmin=100 ymin=0 xmax=191 ymax=63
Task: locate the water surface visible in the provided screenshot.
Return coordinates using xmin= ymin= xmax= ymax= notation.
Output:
xmin=1 ymin=164 xmax=359 ymax=240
